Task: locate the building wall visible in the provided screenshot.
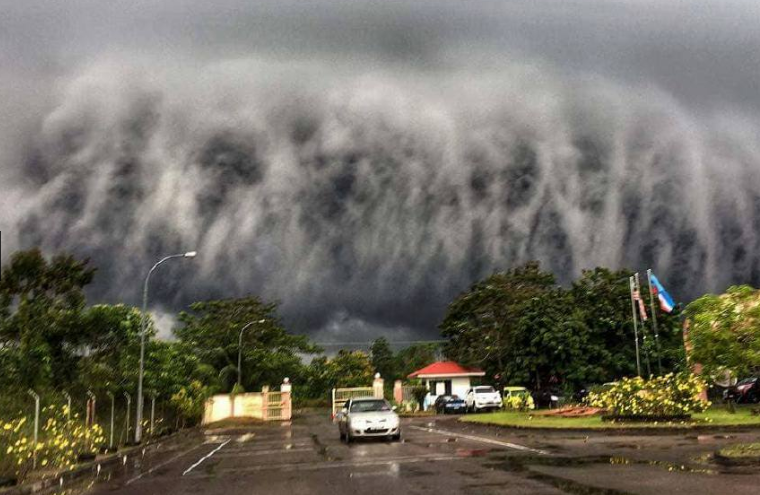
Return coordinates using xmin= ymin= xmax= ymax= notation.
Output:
xmin=422 ymin=376 xmax=473 ymax=409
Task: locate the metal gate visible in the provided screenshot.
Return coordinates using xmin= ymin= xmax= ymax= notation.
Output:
xmin=263 ymin=391 xmax=291 ymax=421
xmin=331 ymin=387 xmax=375 ymax=418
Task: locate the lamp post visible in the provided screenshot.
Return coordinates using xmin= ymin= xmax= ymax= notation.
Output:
xmin=238 ymin=319 xmax=266 ymax=389
xmin=135 ymin=251 xmax=197 ymax=444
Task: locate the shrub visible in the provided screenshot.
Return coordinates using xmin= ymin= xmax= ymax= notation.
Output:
xmin=410 ymin=386 xmax=428 ymax=408
xmin=504 ymin=393 xmax=535 ymax=411
xmin=586 ymin=373 xmax=709 ymax=418
xmin=1 ymin=405 xmax=106 ymax=482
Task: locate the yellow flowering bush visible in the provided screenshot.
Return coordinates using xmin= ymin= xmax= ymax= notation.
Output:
xmin=0 ymin=405 xmax=106 ymax=482
xmin=586 ymin=373 xmax=710 ymax=418
xmin=504 ymin=393 xmax=535 ymax=411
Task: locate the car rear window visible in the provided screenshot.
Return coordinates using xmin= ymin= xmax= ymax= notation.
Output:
xmin=475 ymin=386 xmax=495 ymax=393
xmin=350 ymin=400 xmax=391 ymax=412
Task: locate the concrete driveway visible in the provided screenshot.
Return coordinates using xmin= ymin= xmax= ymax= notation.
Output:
xmin=76 ymin=410 xmax=760 ymax=495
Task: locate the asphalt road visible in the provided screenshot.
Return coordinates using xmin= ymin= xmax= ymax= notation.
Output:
xmin=75 ymin=410 xmax=760 ymax=495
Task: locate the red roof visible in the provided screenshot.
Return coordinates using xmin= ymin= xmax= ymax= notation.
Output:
xmin=408 ymin=361 xmax=485 ymax=378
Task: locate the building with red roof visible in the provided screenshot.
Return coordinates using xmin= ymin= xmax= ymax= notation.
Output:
xmin=407 ymin=361 xmax=485 ymax=405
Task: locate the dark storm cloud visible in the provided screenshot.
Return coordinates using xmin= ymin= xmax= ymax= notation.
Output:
xmin=1 ymin=0 xmax=760 ymax=340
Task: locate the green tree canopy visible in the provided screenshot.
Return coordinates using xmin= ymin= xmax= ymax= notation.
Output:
xmin=395 ymin=343 xmax=440 ymax=379
xmin=441 ymin=262 xmax=683 ymax=391
xmin=370 ymin=337 xmax=396 ymax=381
xmin=0 ymin=248 xmax=96 ymax=390
xmin=174 ymin=297 xmax=317 ymax=392
xmin=685 ymin=285 xmax=760 ymax=379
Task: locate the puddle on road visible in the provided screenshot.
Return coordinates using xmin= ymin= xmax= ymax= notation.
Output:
xmin=455 ymin=448 xmax=492 ymax=457
xmin=487 ymin=454 xmax=719 ymax=476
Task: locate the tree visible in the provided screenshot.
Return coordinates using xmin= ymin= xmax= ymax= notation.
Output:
xmin=0 ymin=248 xmax=95 ymax=390
xmin=326 ymin=350 xmax=374 ymax=388
xmin=440 ymin=261 xmax=556 ymax=387
xmin=395 ymin=343 xmax=440 ymax=379
xmin=174 ymin=297 xmax=317 ymax=392
xmin=440 ymin=263 xmax=684 ymax=392
xmin=299 ymin=350 xmax=375 ymax=399
xmin=370 ymin=337 xmax=396 ymax=381
xmin=685 ymin=285 xmax=760 ymax=379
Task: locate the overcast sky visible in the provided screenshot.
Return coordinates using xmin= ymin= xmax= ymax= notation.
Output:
xmin=1 ymin=0 xmax=759 ymax=340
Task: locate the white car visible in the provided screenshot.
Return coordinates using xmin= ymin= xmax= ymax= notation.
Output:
xmin=465 ymin=386 xmax=503 ymax=413
xmin=337 ymin=397 xmax=401 ymax=443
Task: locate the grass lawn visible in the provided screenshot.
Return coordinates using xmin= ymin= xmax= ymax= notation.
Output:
xmin=718 ymin=442 xmax=760 ymax=458
xmin=460 ymin=405 xmax=760 ymax=429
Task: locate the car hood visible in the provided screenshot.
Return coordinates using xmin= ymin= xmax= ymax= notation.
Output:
xmin=350 ymin=411 xmax=398 ymax=422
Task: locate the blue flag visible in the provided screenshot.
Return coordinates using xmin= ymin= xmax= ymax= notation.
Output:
xmin=649 ymin=273 xmax=675 ymax=313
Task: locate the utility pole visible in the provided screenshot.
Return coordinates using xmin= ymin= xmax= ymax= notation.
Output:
xmin=136 ymin=251 xmax=196 ymax=443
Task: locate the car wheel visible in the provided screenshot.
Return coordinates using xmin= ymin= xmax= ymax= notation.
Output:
xmin=393 ymin=432 xmax=401 ymax=441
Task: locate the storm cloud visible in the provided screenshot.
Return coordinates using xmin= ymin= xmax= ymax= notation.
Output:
xmin=1 ymin=0 xmax=759 ymax=340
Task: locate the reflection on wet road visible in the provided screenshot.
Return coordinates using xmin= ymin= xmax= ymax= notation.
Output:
xmin=52 ymin=411 xmax=760 ymax=495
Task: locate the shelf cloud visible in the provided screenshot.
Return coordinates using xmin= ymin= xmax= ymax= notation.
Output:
xmin=2 ymin=0 xmax=759 ymax=341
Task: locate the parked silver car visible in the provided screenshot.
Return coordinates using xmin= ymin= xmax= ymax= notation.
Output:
xmin=336 ymin=397 xmax=401 ymax=442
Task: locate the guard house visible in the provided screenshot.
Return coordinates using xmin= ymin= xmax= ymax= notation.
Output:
xmin=408 ymin=361 xmax=485 ymax=401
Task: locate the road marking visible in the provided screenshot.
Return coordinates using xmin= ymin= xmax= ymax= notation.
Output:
xmin=409 ymin=425 xmax=548 ymax=455
xmin=182 ymin=439 xmax=231 ymax=476
xmin=217 ymin=447 xmax=313 ymax=457
xmin=125 ymin=442 xmax=206 ymax=485
xmin=188 ymin=453 xmax=462 ymax=476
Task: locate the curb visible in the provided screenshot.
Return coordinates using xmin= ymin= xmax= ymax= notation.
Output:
xmin=0 ymin=429 xmax=197 ymax=495
xmin=456 ymin=418 xmax=760 ymax=435
xmin=713 ymin=451 xmax=760 ymax=466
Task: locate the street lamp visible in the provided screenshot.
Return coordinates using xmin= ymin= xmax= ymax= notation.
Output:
xmin=135 ymin=251 xmax=197 ymax=443
xmin=238 ymin=319 xmax=266 ymax=389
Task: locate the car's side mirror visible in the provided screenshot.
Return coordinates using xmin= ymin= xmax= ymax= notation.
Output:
xmin=391 ymin=406 xmax=397 ymax=411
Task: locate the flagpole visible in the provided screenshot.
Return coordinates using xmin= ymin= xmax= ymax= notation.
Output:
xmin=629 ymin=276 xmax=642 ymax=377
xmin=646 ymin=269 xmax=663 ymax=375
xmin=635 ymin=273 xmax=652 ymax=376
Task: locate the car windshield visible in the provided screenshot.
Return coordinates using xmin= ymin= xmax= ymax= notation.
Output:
xmin=474 ymin=386 xmax=495 ymax=393
xmin=350 ymin=400 xmax=391 ymax=413
xmin=738 ymin=377 xmax=758 ymax=385
xmin=447 ymin=395 xmax=461 ymax=401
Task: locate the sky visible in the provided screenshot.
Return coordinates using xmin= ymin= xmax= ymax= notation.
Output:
xmin=1 ymin=0 xmax=760 ymax=340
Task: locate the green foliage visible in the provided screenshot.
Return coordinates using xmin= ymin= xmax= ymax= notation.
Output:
xmin=685 ymin=285 xmax=760 ymax=379
xmin=299 ymin=350 xmax=374 ymax=399
xmin=370 ymin=337 xmax=396 ymax=381
xmin=441 ymin=263 xmax=684 ymax=391
xmin=174 ymin=297 xmax=317 ymax=392
xmin=503 ymin=392 xmax=535 ymax=411
xmin=0 ymin=249 xmax=96 ymax=390
xmin=0 ymin=404 xmax=105 ymax=481
xmin=170 ymin=380 xmax=211 ymax=427
xmin=586 ymin=373 xmax=709 ymax=418
xmin=394 ymin=343 xmax=439 ymax=379
xmin=410 ymin=385 xmax=428 ymax=407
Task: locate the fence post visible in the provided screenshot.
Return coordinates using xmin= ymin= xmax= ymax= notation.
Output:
xmin=373 ymin=373 xmax=384 ymax=399
xmin=281 ymin=378 xmax=292 ymax=421
xmin=86 ymin=390 xmax=96 ymax=427
xmin=63 ymin=391 xmax=72 ymax=421
xmin=261 ymin=386 xmax=269 ymax=421
xmin=27 ymin=390 xmax=40 ymax=469
xmin=123 ymin=392 xmax=132 ymax=444
xmin=150 ymin=394 xmax=156 ymax=437
xmin=106 ymin=392 xmax=115 ymax=449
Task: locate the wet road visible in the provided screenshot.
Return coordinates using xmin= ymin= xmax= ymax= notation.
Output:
xmin=78 ymin=411 xmax=760 ymax=495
